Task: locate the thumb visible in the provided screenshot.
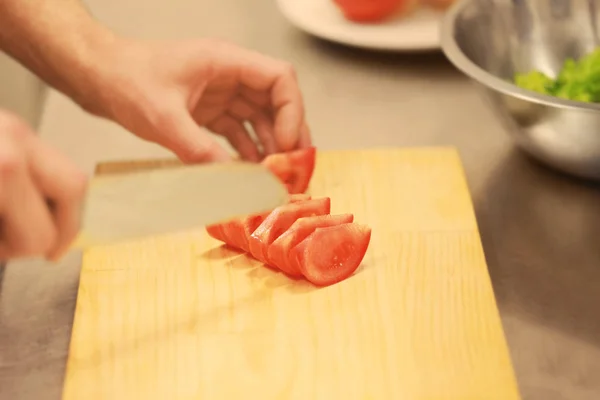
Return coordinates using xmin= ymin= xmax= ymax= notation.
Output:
xmin=158 ymin=109 xmax=232 ymax=164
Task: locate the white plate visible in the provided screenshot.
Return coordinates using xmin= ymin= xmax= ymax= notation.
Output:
xmin=276 ymin=0 xmax=446 ymax=51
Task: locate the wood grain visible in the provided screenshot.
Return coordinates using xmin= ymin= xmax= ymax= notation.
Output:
xmin=63 ymin=147 xmax=521 ymax=400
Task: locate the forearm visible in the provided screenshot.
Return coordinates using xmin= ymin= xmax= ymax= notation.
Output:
xmin=0 ymin=0 xmax=118 ymax=113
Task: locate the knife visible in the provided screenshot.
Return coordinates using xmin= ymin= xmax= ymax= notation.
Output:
xmin=70 ymin=161 xmax=289 ymax=248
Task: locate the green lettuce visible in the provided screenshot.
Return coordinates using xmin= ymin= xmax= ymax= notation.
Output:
xmin=513 ymin=47 xmax=600 ymax=103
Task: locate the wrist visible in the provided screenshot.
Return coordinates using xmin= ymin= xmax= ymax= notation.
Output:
xmin=53 ymin=23 xmax=123 ymax=117
xmin=0 ymin=0 xmax=123 ymax=117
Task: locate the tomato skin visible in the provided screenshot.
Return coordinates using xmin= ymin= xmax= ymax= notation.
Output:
xmin=262 ymin=147 xmax=316 ymax=194
xmin=291 ymin=223 xmax=371 ymax=286
xmin=333 ymin=0 xmax=404 ymax=23
xmin=267 ymin=214 xmax=354 ymax=277
xmin=248 ymin=197 xmax=331 ymax=265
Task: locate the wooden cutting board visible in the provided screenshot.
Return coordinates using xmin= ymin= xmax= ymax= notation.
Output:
xmin=62 ymin=147 xmax=521 ymax=400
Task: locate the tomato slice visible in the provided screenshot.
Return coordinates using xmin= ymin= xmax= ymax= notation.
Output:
xmin=235 ymin=211 xmax=271 ymax=252
xmin=248 ymin=197 xmax=331 ymax=265
xmin=267 ymin=214 xmax=354 ymax=277
xmin=262 ymin=147 xmax=316 ymax=194
xmin=206 ymin=219 xmax=249 ymax=251
xmin=219 ymin=220 xmax=246 ymax=250
xmin=206 ymin=195 xmax=312 ymax=251
xmin=333 ymin=0 xmax=405 ymax=23
xmin=290 ymin=223 xmax=371 ymax=286
xmin=206 ymin=224 xmax=227 ymax=243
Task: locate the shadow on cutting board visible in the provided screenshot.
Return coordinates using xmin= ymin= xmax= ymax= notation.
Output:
xmin=198 ymin=245 xmax=319 ymax=294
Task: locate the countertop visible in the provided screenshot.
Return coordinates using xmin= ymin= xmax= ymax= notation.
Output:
xmin=2 ymin=0 xmax=600 ymax=399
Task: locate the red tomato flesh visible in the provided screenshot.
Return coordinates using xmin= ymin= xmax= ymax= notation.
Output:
xmin=219 ymin=220 xmax=246 ymax=250
xmin=206 ymin=224 xmax=227 ymax=243
xmin=206 ymin=195 xmax=306 ymax=251
xmin=262 ymin=147 xmax=316 ymax=194
xmin=333 ymin=0 xmax=404 ymax=23
xmin=267 ymin=214 xmax=354 ymax=277
xmin=291 ymin=223 xmax=371 ymax=286
xmin=248 ymin=197 xmax=331 ymax=265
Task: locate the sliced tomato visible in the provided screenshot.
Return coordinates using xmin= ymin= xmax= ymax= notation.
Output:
xmin=333 ymin=0 xmax=407 ymax=23
xmin=206 ymin=219 xmax=247 ymax=251
xmin=290 ymin=223 xmax=371 ymax=286
xmin=219 ymin=220 xmax=246 ymax=250
xmin=206 ymin=195 xmax=311 ymax=251
xmin=236 ymin=211 xmax=271 ymax=252
xmin=206 ymin=224 xmax=227 ymax=243
xmin=267 ymin=214 xmax=354 ymax=277
xmin=262 ymin=147 xmax=316 ymax=194
xmin=248 ymin=197 xmax=331 ymax=265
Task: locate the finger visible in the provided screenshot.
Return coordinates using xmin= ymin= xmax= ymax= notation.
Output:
xmin=270 ymin=70 xmax=305 ymax=152
xmin=223 ymin=49 xmax=305 ymax=151
xmin=250 ymin=116 xmax=278 ymax=156
xmin=207 ymin=114 xmax=260 ymax=162
xmin=239 ymin=87 xmax=270 ymax=108
xmin=0 ymin=131 xmax=57 ymax=259
xmin=297 ymin=121 xmax=313 ymax=148
xmin=23 ymin=134 xmax=88 ymax=261
xmin=228 ymin=98 xmax=277 ymax=155
xmin=155 ymin=108 xmax=232 ymax=164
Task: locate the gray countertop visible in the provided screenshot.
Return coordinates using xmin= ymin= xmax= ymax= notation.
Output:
xmin=2 ymin=1 xmax=600 ymax=399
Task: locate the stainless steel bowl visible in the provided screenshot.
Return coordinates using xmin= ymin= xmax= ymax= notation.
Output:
xmin=441 ymin=0 xmax=600 ymax=181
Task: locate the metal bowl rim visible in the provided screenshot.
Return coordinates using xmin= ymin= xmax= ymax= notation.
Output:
xmin=440 ymin=0 xmax=600 ymax=113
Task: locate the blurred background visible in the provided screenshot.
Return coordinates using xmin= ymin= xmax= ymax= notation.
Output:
xmin=0 ymin=53 xmax=45 ymax=127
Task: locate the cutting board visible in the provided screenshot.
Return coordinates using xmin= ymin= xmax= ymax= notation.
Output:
xmin=62 ymin=147 xmax=521 ymax=400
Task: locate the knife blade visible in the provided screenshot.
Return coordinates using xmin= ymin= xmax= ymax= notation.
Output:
xmin=70 ymin=161 xmax=289 ymax=248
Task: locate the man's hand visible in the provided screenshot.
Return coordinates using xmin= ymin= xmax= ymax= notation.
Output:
xmin=0 ymin=111 xmax=88 ymax=261
xmin=86 ymin=38 xmax=312 ymax=163
xmin=0 ymin=0 xmax=312 ymax=164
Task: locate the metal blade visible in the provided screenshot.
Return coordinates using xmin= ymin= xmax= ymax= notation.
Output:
xmin=71 ymin=161 xmax=288 ymax=248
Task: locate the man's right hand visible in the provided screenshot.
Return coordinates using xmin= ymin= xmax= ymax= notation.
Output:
xmin=0 ymin=110 xmax=88 ymax=262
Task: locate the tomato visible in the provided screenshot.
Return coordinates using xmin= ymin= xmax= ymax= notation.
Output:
xmin=206 ymin=224 xmax=227 ymax=243
xmin=206 ymin=197 xmax=306 ymax=251
xmin=207 ymin=219 xmax=250 ymax=251
xmin=219 ymin=220 xmax=246 ymax=250
xmin=267 ymin=214 xmax=354 ymax=277
xmin=248 ymin=197 xmax=331 ymax=265
xmin=333 ymin=0 xmax=407 ymax=23
xmin=235 ymin=211 xmax=271 ymax=252
xmin=290 ymin=223 xmax=371 ymax=286
xmin=262 ymin=147 xmax=316 ymax=194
